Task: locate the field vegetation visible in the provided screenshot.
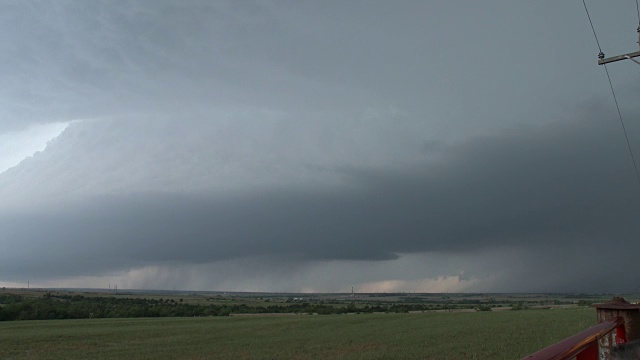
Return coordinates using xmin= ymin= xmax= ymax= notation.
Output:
xmin=0 ymin=288 xmax=625 ymax=359
xmin=0 ymin=307 xmax=595 ymax=359
xmin=0 ymin=288 xmax=611 ymax=321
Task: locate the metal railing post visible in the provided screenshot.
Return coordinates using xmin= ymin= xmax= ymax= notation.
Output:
xmin=575 ymin=342 xmax=598 ymax=360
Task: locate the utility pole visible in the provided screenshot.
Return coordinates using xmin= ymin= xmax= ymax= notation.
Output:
xmin=597 ymin=26 xmax=640 ymax=65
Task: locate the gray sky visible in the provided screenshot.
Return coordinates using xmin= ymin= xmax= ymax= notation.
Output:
xmin=1 ymin=1 xmax=639 ymax=292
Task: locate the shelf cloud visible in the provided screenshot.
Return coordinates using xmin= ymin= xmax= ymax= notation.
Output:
xmin=1 ymin=1 xmax=639 ymax=292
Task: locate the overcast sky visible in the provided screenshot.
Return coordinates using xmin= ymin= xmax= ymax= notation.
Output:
xmin=1 ymin=1 xmax=640 ymax=293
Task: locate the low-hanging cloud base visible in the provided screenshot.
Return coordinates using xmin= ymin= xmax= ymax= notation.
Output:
xmin=2 ymin=1 xmax=639 ymax=294
xmin=1 ymin=100 xmax=639 ymax=293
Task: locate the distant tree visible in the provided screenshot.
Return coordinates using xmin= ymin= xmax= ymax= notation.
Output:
xmin=510 ymin=303 xmax=528 ymax=311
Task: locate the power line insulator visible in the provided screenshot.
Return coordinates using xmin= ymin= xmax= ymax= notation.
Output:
xmin=598 ymin=51 xmax=605 ymax=60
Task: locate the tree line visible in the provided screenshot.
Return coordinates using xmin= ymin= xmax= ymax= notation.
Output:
xmin=0 ymin=293 xmax=443 ymax=321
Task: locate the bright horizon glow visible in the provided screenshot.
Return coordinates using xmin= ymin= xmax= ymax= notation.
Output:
xmin=0 ymin=122 xmax=69 ymax=174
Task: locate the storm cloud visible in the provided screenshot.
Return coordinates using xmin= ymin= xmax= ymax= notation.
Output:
xmin=2 ymin=101 xmax=639 ymax=291
xmin=1 ymin=1 xmax=639 ymax=292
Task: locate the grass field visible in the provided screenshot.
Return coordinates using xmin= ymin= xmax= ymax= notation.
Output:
xmin=0 ymin=307 xmax=594 ymax=359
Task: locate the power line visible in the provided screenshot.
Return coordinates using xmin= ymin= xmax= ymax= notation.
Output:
xmin=636 ymin=0 xmax=640 ymax=55
xmin=581 ymin=0 xmax=640 ymax=189
xmin=582 ymin=0 xmax=602 ymax=52
xmin=602 ymin=64 xmax=640 ymax=186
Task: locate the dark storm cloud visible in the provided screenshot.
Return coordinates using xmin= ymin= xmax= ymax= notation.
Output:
xmin=2 ymin=102 xmax=639 ymax=282
xmin=3 ymin=0 xmax=624 ymax=136
xmin=2 ymin=1 xmax=640 ymax=291
xmin=0 ymin=0 xmax=386 ymax=131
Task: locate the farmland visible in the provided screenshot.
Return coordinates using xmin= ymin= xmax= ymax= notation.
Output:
xmin=0 ymin=308 xmax=595 ymax=359
xmin=0 ymin=288 xmax=611 ymax=359
xmin=0 ymin=288 xmax=613 ymax=320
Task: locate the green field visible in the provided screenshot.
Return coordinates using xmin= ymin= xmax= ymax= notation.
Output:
xmin=0 ymin=308 xmax=594 ymax=360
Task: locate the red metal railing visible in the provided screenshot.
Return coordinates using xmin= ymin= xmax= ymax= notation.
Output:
xmin=522 ymin=317 xmax=626 ymax=360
